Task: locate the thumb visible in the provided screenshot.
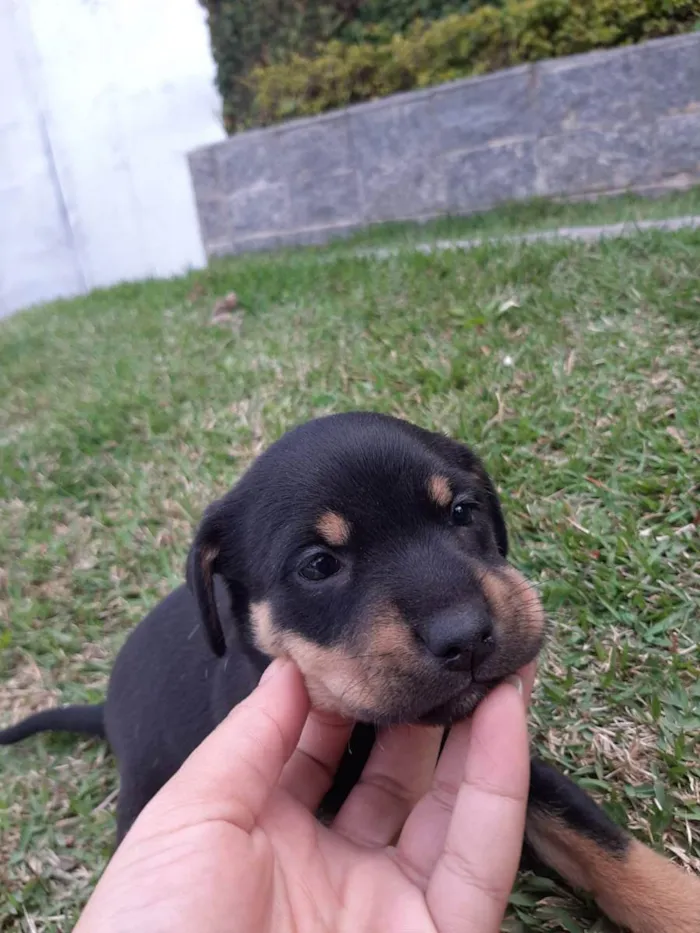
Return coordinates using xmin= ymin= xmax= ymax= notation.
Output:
xmin=138 ymin=658 xmax=311 ymax=835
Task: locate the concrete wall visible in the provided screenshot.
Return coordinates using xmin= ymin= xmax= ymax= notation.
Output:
xmin=0 ymin=0 xmax=225 ymax=318
xmin=189 ymin=33 xmax=700 ymax=257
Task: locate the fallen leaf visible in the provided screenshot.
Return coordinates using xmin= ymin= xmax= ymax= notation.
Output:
xmin=585 ymin=475 xmax=611 ymax=492
xmin=187 ymin=283 xmax=205 ymax=302
xmin=566 ymin=516 xmax=591 ymax=535
xmin=666 ymin=426 xmax=689 ymax=449
xmin=484 ymin=391 xmax=506 ymax=430
xmin=498 ymin=297 xmax=520 ymax=313
xmin=210 ymin=309 xmax=244 ymax=333
xmin=673 ymin=523 xmax=695 ymax=537
xmin=212 ymin=291 xmax=238 ymax=314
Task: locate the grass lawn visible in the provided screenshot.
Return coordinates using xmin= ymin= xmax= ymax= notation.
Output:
xmin=332 ymin=184 xmax=700 ymax=252
xmin=1 ymin=223 xmax=699 ymax=932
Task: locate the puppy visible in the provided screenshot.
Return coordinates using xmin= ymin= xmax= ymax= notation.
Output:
xmin=1 ymin=412 xmax=698 ymax=931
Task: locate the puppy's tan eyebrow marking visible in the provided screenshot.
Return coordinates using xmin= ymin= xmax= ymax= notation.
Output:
xmin=316 ymin=511 xmax=351 ymax=547
xmin=428 ymin=474 xmax=452 ymax=508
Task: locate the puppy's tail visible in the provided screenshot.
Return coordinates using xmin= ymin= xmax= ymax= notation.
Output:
xmin=0 ymin=704 xmax=105 ymax=745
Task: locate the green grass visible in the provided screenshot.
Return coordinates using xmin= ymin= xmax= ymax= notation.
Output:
xmin=1 ymin=224 xmax=699 ymax=932
xmin=329 ymin=184 xmax=700 ymax=252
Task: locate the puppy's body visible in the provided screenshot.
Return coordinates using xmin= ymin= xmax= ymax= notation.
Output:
xmin=107 ymin=578 xmax=376 ymax=828
xmin=103 ymin=580 xmax=260 ymax=829
xmin=1 ymin=412 xmax=698 ymax=931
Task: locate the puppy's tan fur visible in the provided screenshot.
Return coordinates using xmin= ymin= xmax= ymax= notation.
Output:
xmin=428 ymin=475 xmax=452 ymax=507
xmin=527 ymin=811 xmax=700 ymax=933
xmin=316 ymin=512 xmax=351 ymax=547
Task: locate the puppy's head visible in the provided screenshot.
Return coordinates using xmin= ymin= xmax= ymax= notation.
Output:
xmin=188 ymin=412 xmax=544 ymax=726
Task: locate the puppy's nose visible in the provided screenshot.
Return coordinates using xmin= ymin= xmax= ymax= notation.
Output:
xmin=422 ymin=608 xmax=495 ymax=673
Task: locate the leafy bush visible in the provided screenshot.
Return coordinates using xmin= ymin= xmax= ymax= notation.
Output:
xmin=198 ymin=1 xmax=342 ymax=133
xmin=248 ymin=0 xmax=699 ymax=127
xmin=199 ymin=1 xmax=487 ymax=132
xmin=335 ymin=1 xmax=502 ymax=43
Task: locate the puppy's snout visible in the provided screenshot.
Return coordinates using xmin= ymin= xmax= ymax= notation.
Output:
xmin=420 ymin=606 xmax=495 ymax=673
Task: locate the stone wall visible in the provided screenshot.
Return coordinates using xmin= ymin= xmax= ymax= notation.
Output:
xmin=188 ymin=33 xmax=700 ymax=257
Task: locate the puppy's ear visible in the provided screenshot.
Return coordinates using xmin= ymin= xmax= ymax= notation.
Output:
xmin=186 ymin=500 xmax=228 ymax=657
xmin=474 ymin=464 xmax=508 ymax=558
xmin=422 ymin=429 xmax=508 ymax=558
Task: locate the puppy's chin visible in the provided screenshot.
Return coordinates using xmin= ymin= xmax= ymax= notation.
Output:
xmin=412 ymin=681 xmax=497 ymax=726
xmin=349 ymin=681 xmax=501 ymax=728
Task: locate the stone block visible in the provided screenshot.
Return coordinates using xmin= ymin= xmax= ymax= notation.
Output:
xmin=279 ymin=116 xmax=352 ymax=180
xmin=187 ymin=147 xmax=219 ymax=196
xmin=195 ymin=197 xmax=231 ymax=244
xmin=641 ymin=34 xmax=700 ymax=118
xmin=537 ymin=126 xmax=655 ymax=195
xmin=654 ymin=112 xmax=700 ymax=177
xmin=290 ymin=169 xmax=361 ymax=227
xmin=445 ymin=140 xmax=537 ymax=212
xmin=433 ymin=67 xmax=539 ymax=150
xmin=229 ymin=182 xmax=290 ymax=235
xmin=537 ymin=47 xmax=646 ymax=130
xmin=217 ymin=130 xmax=280 ymax=194
xmin=362 ymin=162 xmax=446 ymax=223
xmin=349 ymin=97 xmax=437 ymax=170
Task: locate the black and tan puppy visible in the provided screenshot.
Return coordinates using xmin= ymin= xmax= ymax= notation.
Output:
xmin=1 ymin=412 xmax=698 ymax=931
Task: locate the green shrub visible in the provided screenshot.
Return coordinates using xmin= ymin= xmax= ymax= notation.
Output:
xmin=198 ymin=2 xmax=345 ymax=133
xmin=248 ymin=0 xmax=700 ymax=126
xmin=335 ymin=1 xmax=502 ymax=43
xmin=199 ymin=1 xmax=489 ymax=132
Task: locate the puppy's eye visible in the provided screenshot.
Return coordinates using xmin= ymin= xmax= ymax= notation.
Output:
xmin=451 ymin=500 xmax=477 ymax=527
xmin=299 ymin=552 xmax=342 ymax=581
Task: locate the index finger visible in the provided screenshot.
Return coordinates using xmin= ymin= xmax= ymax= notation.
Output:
xmin=278 ymin=708 xmax=354 ymax=810
xmin=425 ymin=679 xmax=531 ymax=933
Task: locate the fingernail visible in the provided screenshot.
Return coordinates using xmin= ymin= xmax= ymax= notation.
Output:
xmin=505 ymin=674 xmax=523 ymax=696
xmin=260 ymin=657 xmax=287 ymax=685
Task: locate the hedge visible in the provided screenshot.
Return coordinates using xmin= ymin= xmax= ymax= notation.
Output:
xmin=198 ymin=2 xmax=339 ymax=134
xmin=198 ymin=1 xmax=489 ymax=132
xmin=335 ymin=1 xmax=502 ymax=43
xmin=248 ymin=0 xmax=700 ymax=127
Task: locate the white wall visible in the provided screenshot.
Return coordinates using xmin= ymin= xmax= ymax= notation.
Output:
xmin=0 ymin=0 xmax=225 ymax=318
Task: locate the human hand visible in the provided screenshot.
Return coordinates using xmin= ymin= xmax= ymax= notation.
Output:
xmin=76 ymin=658 xmax=536 ymax=933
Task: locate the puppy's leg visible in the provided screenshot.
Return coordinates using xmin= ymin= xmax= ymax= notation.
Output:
xmin=115 ymin=781 xmax=148 ymax=846
xmin=526 ymin=758 xmax=700 ymax=933
xmin=114 ymin=766 xmax=172 ymax=847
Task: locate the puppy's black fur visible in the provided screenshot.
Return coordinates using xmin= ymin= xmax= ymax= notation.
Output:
xmin=2 ymin=413 xmax=698 ymax=932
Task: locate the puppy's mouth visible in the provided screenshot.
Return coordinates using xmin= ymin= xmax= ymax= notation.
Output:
xmin=358 ymin=677 xmax=504 ymax=727
xmin=413 ymin=679 xmax=502 ymax=726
